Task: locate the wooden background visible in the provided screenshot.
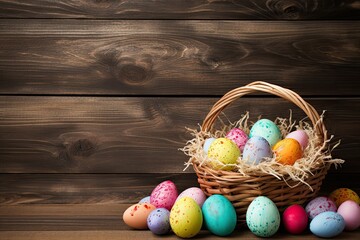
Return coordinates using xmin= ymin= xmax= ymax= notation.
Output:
xmin=0 ymin=0 xmax=359 ymax=236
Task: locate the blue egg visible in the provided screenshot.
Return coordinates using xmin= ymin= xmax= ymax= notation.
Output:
xmin=242 ymin=136 xmax=273 ymax=165
xmin=203 ymin=137 xmax=216 ymax=154
xmin=147 ymin=208 xmax=171 ymax=235
xmin=310 ymin=211 xmax=345 ymax=238
xmin=139 ymin=196 xmax=150 ymax=204
xmin=249 ymin=119 xmax=281 ymax=147
xmin=202 ymin=194 xmax=237 ymax=236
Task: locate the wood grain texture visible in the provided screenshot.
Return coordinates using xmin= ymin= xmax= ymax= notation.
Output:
xmin=0 ymin=173 xmax=358 ymax=205
xmin=0 ymin=20 xmax=359 ymax=96
xmin=1 ymin=97 xmax=359 ymax=173
xmin=0 ymin=0 xmax=359 ymax=20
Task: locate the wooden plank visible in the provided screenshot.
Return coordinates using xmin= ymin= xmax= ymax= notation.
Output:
xmin=0 ymin=20 xmax=359 ymax=96
xmin=0 ymin=173 xmax=358 ymax=205
xmin=0 ymin=96 xmax=359 ymax=173
xmin=0 ymin=0 xmax=358 ymax=20
xmin=0 ymin=230 xmax=359 ymax=240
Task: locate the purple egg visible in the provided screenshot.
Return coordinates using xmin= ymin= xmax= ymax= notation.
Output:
xmin=147 ymin=208 xmax=171 ymax=235
xmin=305 ymin=196 xmax=337 ymax=220
xmin=242 ymin=136 xmax=273 ymax=165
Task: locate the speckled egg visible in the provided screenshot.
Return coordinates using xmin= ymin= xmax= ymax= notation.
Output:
xmin=249 ymin=119 xmax=281 ymax=147
xmin=123 ymin=203 xmax=156 ymax=229
xmin=150 ymin=180 xmax=178 ymax=210
xmin=207 ymin=138 xmax=240 ymax=170
xmin=176 ymin=187 xmax=207 ymax=207
xmin=329 ymin=188 xmax=360 ymax=207
xmin=139 ymin=196 xmax=150 ymax=204
xmin=202 ymin=194 xmax=237 ymax=236
xmin=203 ymin=137 xmax=216 ymax=154
xmin=310 ymin=211 xmax=345 ymax=238
xmin=147 ymin=208 xmax=171 ymax=235
xmin=170 ymin=197 xmax=203 ymax=238
xmin=337 ymin=200 xmax=360 ymax=231
xmin=305 ymin=196 xmax=337 ymax=220
xmin=242 ymin=136 xmax=273 ymax=165
xmin=226 ymin=128 xmax=249 ymax=151
xmin=282 ymin=204 xmax=308 ymax=234
xmin=246 ymin=196 xmax=280 ymax=237
xmin=273 ymin=138 xmax=303 ymax=165
xmin=286 ymin=130 xmax=309 ymax=150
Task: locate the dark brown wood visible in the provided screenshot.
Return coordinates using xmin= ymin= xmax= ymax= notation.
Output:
xmin=0 ymin=20 xmax=359 ymax=96
xmin=0 ymin=97 xmax=359 ymax=173
xmin=0 ymin=173 xmax=358 ymax=205
xmin=0 ymin=0 xmax=358 ymax=20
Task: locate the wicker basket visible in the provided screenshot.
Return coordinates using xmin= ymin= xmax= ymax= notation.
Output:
xmin=192 ymin=81 xmax=331 ymax=224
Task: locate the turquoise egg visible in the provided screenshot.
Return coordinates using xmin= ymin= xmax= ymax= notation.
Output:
xmin=310 ymin=211 xmax=345 ymax=238
xmin=246 ymin=196 xmax=280 ymax=237
xmin=249 ymin=119 xmax=281 ymax=147
xmin=202 ymin=195 xmax=237 ymax=236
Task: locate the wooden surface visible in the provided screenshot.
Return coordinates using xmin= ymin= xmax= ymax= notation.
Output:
xmin=0 ymin=1 xmax=359 ymax=239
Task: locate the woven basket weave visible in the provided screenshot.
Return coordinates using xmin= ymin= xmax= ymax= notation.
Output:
xmin=192 ymin=81 xmax=330 ymax=224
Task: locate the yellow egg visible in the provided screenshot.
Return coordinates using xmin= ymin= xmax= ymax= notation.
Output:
xmin=170 ymin=197 xmax=203 ymax=238
xmin=273 ymin=138 xmax=303 ymax=165
xmin=329 ymin=188 xmax=360 ymax=207
xmin=207 ymin=138 xmax=240 ymax=170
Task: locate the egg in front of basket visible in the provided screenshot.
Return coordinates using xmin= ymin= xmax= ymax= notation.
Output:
xmin=207 ymin=138 xmax=240 ymax=170
xmin=170 ymin=197 xmax=203 ymax=238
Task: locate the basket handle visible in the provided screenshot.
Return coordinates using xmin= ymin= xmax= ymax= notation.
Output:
xmin=201 ymin=81 xmax=327 ymax=143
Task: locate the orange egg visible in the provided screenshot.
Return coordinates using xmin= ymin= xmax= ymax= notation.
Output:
xmin=273 ymin=138 xmax=303 ymax=165
xmin=329 ymin=188 xmax=360 ymax=207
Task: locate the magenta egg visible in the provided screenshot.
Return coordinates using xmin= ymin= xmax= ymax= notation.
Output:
xmin=226 ymin=128 xmax=248 ymax=151
xmin=150 ymin=180 xmax=178 ymax=210
xmin=283 ymin=204 xmax=308 ymax=234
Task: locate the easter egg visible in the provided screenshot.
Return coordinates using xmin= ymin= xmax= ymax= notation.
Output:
xmin=249 ymin=119 xmax=281 ymax=147
xmin=310 ymin=211 xmax=345 ymax=238
xmin=203 ymin=137 xmax=216 ymax=154
xmin=286 ymin=130 xmax=309 ymax=149
xmin=226 ymin=128 xmax=248 ymax=151
xmin=282 ymin=204 xmax=308 ymax=234
xmin=207 ymin=138 xmax=240 ymax=170
xmin=150 ymin=180 xmax=178 ymax=210
xmin=139 ymin=196 xmax=150 ymax=204
xmin=305 ymin=196 xmax=337 ymax=220
xmin=147 ymin=208 xmax=171 ymax=235
xmin=329 ymin=188 xmax=360 ymax=207
xmin=246 ymin=196 xmax=280 ymax=237
xmin=202 ymin=195 xmax=237 ymax=236
xmin=176 ymin=187 xmax=207 ymax=207
xmin=242 ymin=136 xmax=273 ymax=165
xmin=273 ymin=138 xmax=303 ymax=165
xmin=123 ymin=203 xmax=156 ymax=229
xmin=337 ymin=200 xmax=360 ymax=231
xmin=170 ymin=197 xmax=203 ymax=238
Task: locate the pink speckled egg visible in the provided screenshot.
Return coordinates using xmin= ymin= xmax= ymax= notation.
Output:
xmin=226 ymin=128 xmax=249 ymax=151
xmin=337 ymin=200 xmax=360 ymax=231
xmin=150 ymin=180 xmax=178 ymax=210
xmin=176 ymin=187 xmax=207 ymax=207
xmin=286 ymin=130 xmax=309 ymax=150
xmin=305 ymin=196 xmax=337 ymax=220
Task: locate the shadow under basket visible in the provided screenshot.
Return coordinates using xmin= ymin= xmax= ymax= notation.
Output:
xmin=190 ymin=81 xmax=333 ymax=224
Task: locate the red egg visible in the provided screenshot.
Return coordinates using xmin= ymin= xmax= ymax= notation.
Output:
xmin=283 ymin=204 xmax=308 ymax=234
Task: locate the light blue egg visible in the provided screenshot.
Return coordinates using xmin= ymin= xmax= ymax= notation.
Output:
xmin=202 ymin=194 xmax=237 ymax=236
xmin=203 ymin=137 xmax=216 ymax=154
xmin=310 ymin=211 xmax=345 ymax=238
xmin=147 ymin=208 xmax=171 ymax=235
xmin=249 ymin=119 xmax=281 ymax=147
xmin=242 ymin=136 xmax=272 ymax=165
xmin=139 ymin=196 xmax=150 ymax=204
xmin=246 ymin=196 xmax=280 ymax=237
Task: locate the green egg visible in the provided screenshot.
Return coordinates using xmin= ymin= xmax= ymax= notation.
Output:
xmin=207 ymin=138 xmax=240 ymax=170
xmin=246 ymin=196 xmax=280 ymax=237
xmin=249 ymin=119 xmax=281 ymax=147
